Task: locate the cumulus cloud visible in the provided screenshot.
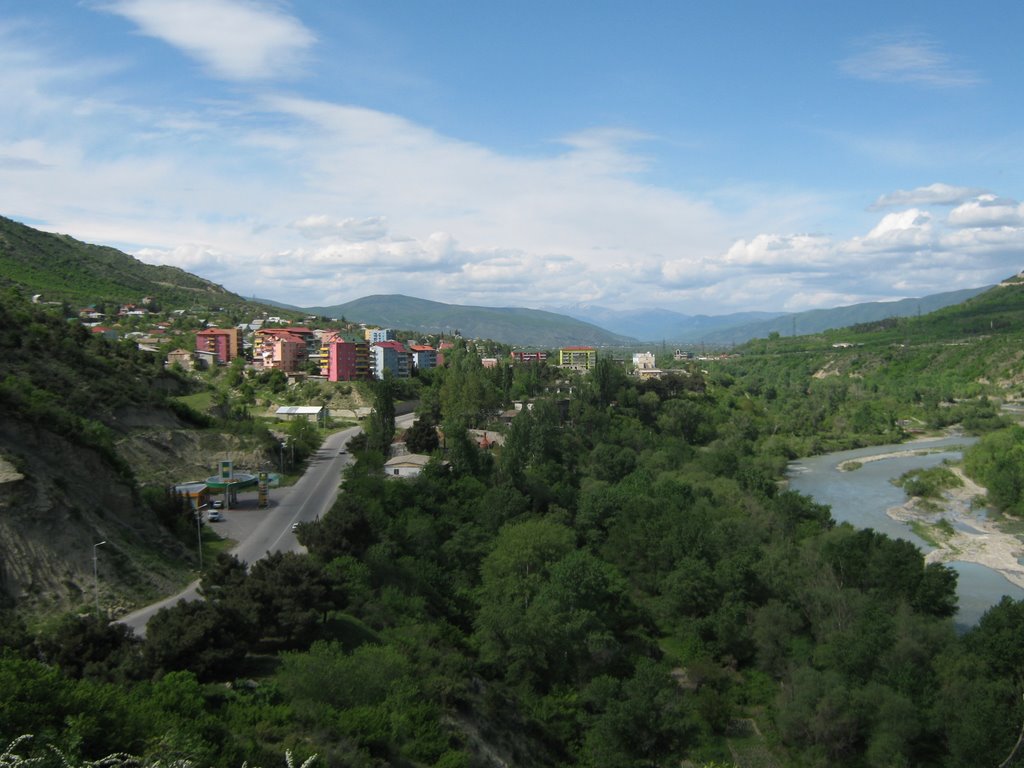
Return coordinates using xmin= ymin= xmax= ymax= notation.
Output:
xmin=947 ymin=195 xmax=1024 ymax=228
xmin=870 ymin=183 xmax=979 ymax=209
xmin=652 ymin=203 xmax=1024 ymax=313
xmin=859 ymin=209 xmax=932 ymax=248
xmin=97 ymin=0 xmax=315 ymax=81
xmin=718 ymin=233 xmax=834 ymax=270
xmin=840 ymin=34 xmax=980 ymax=88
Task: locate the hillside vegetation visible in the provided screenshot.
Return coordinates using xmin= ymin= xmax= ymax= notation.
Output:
xmin=3 ymin=278 xmax=1024 ymax=766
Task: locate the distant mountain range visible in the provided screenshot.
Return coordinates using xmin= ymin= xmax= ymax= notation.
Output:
xmin=551 ymin=305 xmax=785 ymax=344
xmin=553 ymin=287 xmax=993 ymax=344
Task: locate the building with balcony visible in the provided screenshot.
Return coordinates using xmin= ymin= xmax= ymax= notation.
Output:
xmin=371 ymin=340 xmax=411 ymax=379
xmin=322 ymin=334 xmax=371 ymax=381
xmin=195 ymin=327 xmax=242 ymax=364
xmin=558 ymin=346 xmax=596 ymax=370
xmin=511 ymin=350 xmax=548 ymax=364
xmin=409 ymin=344 xmax=437 ymax=371
xmin=255 ymin=328 xmax=306 ymax=372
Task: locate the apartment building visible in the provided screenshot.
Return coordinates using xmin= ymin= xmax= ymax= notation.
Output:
xmin=409 ymin=344 xmax=438 ymax=371
xmin=558 ymin=346 xmax=596 ymax=370
xmin=511 ymin=350 xmax=548 ymax=364
xmin=321 ymin=334 xmax=371 ymax=381
xmin=371 ymin=340 xmax=411 ymax=379
xmin=254 ymin=328 xmax=306 ymax=372
xmin=195 ymin=327 xmax=242 ymax=364
xmin=366 ymin=328 xmax=396 ymax=343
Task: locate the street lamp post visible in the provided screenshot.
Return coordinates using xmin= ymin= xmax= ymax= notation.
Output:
xmin=195 ymin=509 xmax=203 ymax=571
xmin=92 ymin=540 xmax=106 ymax=616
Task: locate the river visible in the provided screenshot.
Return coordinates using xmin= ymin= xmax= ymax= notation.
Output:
xmin=787 ymin=435 xmax=1024 ymax=629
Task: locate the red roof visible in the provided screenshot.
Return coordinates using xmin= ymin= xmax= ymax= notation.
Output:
xmin=373 ymin=340 xmax=407 ymax=352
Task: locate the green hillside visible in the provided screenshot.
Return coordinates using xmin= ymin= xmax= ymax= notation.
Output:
xmin=699 ymin=285 xmax=993 ymax=344
xmin=0 ymin=215 xmax=247 ymax=310
xmin=308 ymin=293 xmax=638 ymax=346
xmin=710 ymin=277 xmax=1024 ymax=456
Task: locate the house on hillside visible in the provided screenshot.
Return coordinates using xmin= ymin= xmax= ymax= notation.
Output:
xmin=383 ymin=453 xmax=447 ymax=478
xmin=166 ymin=348 xmax=197 ymax=371
xmin=275 ymin=405 xmax=326 ymax=426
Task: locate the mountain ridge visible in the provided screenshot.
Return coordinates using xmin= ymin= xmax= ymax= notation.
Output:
xmin=304 ymin=294 xmax=639 ymax=347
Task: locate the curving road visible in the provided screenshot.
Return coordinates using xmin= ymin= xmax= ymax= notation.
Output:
xmin=117 ymin=415 xmax=414 ymax=636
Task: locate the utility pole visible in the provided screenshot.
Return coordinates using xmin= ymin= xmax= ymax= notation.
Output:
xmin=93 ymin=540 xmax=106 ymax=616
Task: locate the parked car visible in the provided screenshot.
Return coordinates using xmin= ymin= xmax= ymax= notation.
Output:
xmin=211 ymin=500 xmax=224 ymax=509
xmin=207 ymin=510 xmax=224 ymax=522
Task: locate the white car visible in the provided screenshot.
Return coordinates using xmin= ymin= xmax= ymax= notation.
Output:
xmin=211 ymin=500 xmax=224 ymax=509
xmin=207 ymin=510 xmax=224 ymax=522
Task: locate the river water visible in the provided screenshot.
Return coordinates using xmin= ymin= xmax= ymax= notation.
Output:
xmin=787 ymin=435 xmax=1024 ymax=628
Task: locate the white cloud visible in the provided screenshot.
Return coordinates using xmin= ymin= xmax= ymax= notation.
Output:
xmin=717 ymin=233 xmax=834 ymax=269
xmin=97 ymin=0 xmax=315 ymax=81
xmin=947 ymin=195 xmax=1024 ymax=228
xmin=840 ymin=34 xmax=980 ymax=88
xmin=871 ymin=183 xmax=979 ymax=209
xmin=293 ymin=215 xmax=389 ymax=241
xmin=861 ymin=209 xmax=932 ymax=246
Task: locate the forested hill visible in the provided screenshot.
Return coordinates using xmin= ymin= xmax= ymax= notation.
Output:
xmin=732 ymin=275 xmax=1024 ymax=391
xmin=305 ymin=293 xmax=638 ymax=346
xmin=0 ymin=215 xmax=249 ymax=310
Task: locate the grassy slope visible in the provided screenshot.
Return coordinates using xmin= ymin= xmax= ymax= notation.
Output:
xmin=0 ymin=215 xmax=302 ymax=320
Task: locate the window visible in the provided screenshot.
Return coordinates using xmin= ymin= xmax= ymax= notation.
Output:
xmin=393 ymin=469 xmax=400 ymax=475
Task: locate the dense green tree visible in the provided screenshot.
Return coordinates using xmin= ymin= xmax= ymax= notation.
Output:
xmin=33 ymin=614 xmax=143 ymax=682
xmin=364 ymin=373 xmax=396 ymax=455
xmin=143 ymin=600 xmax=250 ymax=681
xmin=244 ymin=551 xmax=339 ymax=647
xmin=404 ymin=414 xmax=440 ymax=453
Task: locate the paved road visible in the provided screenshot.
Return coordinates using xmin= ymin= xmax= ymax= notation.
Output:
xmin=117 ymin=415 xmax=414 ymax=636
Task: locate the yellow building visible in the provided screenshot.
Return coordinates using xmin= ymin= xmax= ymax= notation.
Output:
xmin=559 ymin=346 xmax=596 ymax=370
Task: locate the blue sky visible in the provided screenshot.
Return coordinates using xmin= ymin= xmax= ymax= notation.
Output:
xmin=1 ymin=1 xmax=1022 ymax=314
